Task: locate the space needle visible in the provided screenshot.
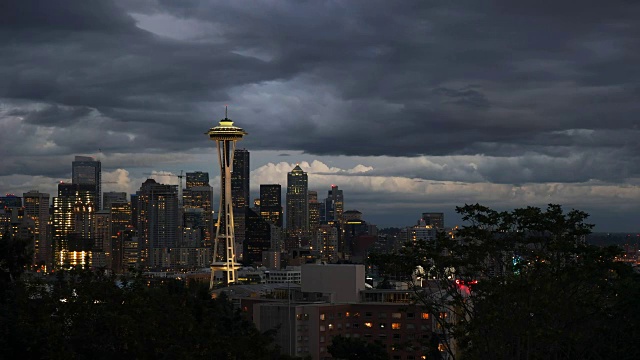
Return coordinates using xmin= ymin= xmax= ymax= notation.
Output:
xmin=207 ymin=107 xmax=247 ymax=288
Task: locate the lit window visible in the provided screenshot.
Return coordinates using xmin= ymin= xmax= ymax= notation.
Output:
xmin=421 ymin=312 xmax=429 ymax=319
xmin=438 ymin=344 xmax=446 ymax=352
xmin=320 ymin=325 xmax=325 ymax=331
xmin=320 ymin=313 xmax=325 ymax=320
xmin=392 ymin=313 xmax=402 ymax=319
xmin=379 ymin=323 xmax=387 ymax=329
xmin=364 ymin=322 xmax=373 ymax=328
xmin=328 ymin=324 xmax=334 ymax=330
xmin=392 ymin=323 xmax=401 ymax=330
xmin=439 ymin=312 xmax=448 ymax=319
xmin=345 ymin=311 xmax=350 ymax=317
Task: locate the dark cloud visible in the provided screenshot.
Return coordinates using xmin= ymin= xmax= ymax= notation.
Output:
xmin=1 ymin=0 xmax=640 ymax=187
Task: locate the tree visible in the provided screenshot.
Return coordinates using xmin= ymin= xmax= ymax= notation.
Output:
xmin=372 ymin=204 xmax=640 ymax=360
xmin=328 ymin=335 xmax=389 ymax=360
xmin=1 ymin=270 xmax=305 ymax=359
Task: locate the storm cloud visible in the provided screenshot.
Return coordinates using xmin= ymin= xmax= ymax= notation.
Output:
xmin=1 ymin=0 xmax=640 ymax=230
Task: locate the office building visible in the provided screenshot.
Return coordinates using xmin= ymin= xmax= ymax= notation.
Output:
xmin=286 ymin=165 xmax=308 ymax=240
xmin=110 ymin=201 xmax=131 ymax=272
xmin=103 ymin=191 xmax=126 ymax=211
xmin=244 ymin=208 xmax=272 ymax=265
xmin=183 ymin=185 xmax=214 ymax=246
xmin=53 ymin=183 xmax=97 ymax=269
xmin=260 ymin=184 xmax=282 ymax=227
xmin=421 ymin=212 xmax=444 ymax=230
xmin=136 ymin=179 xmax=179 ymax=268
xmin=23 ymin=190 xmax=50 ymax=268
xmin=186 ymin=171 xmax=210 ymax=189
xmin=323 ymin=185 xmax=344 ymax=223
xmin=72 ymin=156 xmax=101 ymax=210
xmin=0 ymin=194 xmax=22 ymax=208
xmin=232 ymin=149 xmax=250 ymax=260
xmin=308 ymin=191 xmax=320 ymax=244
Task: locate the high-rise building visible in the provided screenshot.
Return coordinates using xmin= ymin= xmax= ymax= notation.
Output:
xmin=323 ymin=185 xmax=344 ymax=223
xmin=110 ymin=201 xmax=131 ymax=272
xmin=232 ymin=149 xmax=250 ymax=260
xmin=135 ymin=179 xmax=179 ymax=269
xmin=421 ymin=212 xmax=444 ymax=230
xmin=308 ymin=190 xmax=320 ymax=245
xmin=72 ymin=156 xmax=101 ymax=210
xmin=183 ymin=186 xmax=214 ymax=246
xmin=244 ymin=208 xmax=271 ymax=265
xmin=260 ymin=184 xmax=282 ymax=227
xmin=232 ymin=149 xmax=250 ymax=210
xmin=103 ymin=191 xmax=126 ymax=211
xmin=53 ymin=183 xmax=97 ymax=269
xmin=93 ymin=210 xmax=111 ymax=268
xmin=0 ymin=194 xmax=22 ymax=208
xmin=23 ymin=190 xmax=50 ymax=268
xmin=206 ymin=109 xmax=246 ymax=286
xmin=186 ymin=171 xmax=210 ymax=189
xmin=286 ymin=165 xmax=308 ymax=240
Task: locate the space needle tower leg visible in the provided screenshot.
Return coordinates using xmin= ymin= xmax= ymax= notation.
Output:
xmin=207 ymin=107 xmax=247 ymax=290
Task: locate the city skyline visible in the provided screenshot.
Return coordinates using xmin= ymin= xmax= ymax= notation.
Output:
xmin=2 ymin=1 xmax=640 ymax=231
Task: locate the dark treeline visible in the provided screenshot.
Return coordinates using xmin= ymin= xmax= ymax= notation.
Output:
xmin=0 ymin=261 xmax=301 ymax=359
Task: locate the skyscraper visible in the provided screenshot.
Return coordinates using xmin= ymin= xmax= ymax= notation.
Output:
xmin=244 ymin=208 xmax=271 ymax=265
xmin=103 ymin=191 xmax=126 ymax=211
xmin=72 ymin=156 xmax=101 ymax=210
xmin=323 ymin=185 xmax=344 ymax=223
xmin=231 ymin=149 xmax=250 ymax=210
xmin=136 ymin=179 xmax=179 ymax=268
xmin=308 ymin=190 xmax=320 ymax=248
xmin=23 ymin=190 xmax=50 ymax=268
xmin=286 ymin=165 xmax=308 ymax=241
xmin=53 ymin=183 xmax=97 ymax=269
xmin=260 ymin=184 xmax=282 ymax=228
xmin=231 ymin=149 xmax=250 ymax=260
xmin=207 ymin=109 xmax=246 ymax=286
xmin=186 ymin=171 xmax=210 ymax=189
xmin=421 ymin=212 xmax=444 ymax=230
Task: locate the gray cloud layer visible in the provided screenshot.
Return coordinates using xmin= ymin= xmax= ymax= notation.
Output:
xmin=1 ymin=0 xmax=639 ymax=187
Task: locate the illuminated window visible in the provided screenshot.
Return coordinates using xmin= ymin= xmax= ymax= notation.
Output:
xmin=320 ymin=313 xmax=325 ymax=320
xmin=421 ymin=312 xmax=430 ymax=319
xmin=392 ymin=323 xmax=401 ymax=330
xmin=438 ymin=344 xmax=447 ymax=352
xmin=439 ymin=312 xmax=448 ymax=319
xmin=328 ymin=324 xmax=334 ymax=330
xmin=379 ymin=323 xmax=387 ymax=329
xmin=392 ymin=312 xmax=402 ymax=319
xmin=320 ymin=325 xmax=325 ymax=332
xmin=364 ymin=322 xmax=373 ymax=328
xmin=345 ymin=311 xmax=350 ymax=317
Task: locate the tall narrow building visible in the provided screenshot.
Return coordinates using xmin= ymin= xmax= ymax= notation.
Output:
xmin=135 ymin=179 xmax=179 ymax=269
xmin=323 ymin=185 xmax=344 ymax=223
xmin=308 ymin=190 xmax=320 ymax=249
xmin=231 ymin=149 xmax=250 ymax=260
xmin=23 ymin=190 xmax=50 ymax=269
xmin=260 ymin=184 xmax=282 ymax=227
xmin=53 ymin=183 xmax=97 ymax=269
xmin=286 ymin=165 xmax=308 ymax=242
xmin=244 ymin=208 xmax=271 ymax=265
xmin=72 ymin=156 xmax=101 ymax=210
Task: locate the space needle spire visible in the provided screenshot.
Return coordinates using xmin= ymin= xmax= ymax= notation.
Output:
xmin=206 ymin=107 xmax=247 ymax=288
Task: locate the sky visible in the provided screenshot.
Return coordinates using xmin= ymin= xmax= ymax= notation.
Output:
xmin=1 ymin=0 xmax=640 ymax=231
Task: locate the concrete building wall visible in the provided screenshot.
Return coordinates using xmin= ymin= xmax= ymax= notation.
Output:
xmin=301 ymin=264 xmax=365 ymax=303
